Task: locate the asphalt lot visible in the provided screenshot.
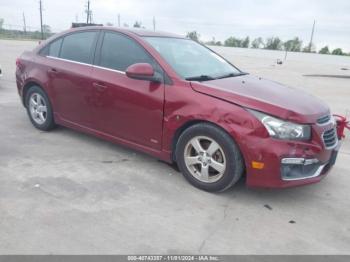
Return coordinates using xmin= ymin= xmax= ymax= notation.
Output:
xmin=0 ymin=39 xmax=350 ymax=254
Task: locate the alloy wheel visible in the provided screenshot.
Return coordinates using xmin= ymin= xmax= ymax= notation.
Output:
xmin=29 ymin=93 xmax=47 ymax=125
xmin=184 ymin=136 xmax=226 ymax=183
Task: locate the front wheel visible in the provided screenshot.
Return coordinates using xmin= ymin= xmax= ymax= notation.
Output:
xmin=176 ymin=123 xmax=244 ymax=192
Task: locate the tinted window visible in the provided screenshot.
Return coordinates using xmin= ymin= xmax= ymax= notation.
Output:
xmin=60 ymin=31 xmax=97 ymax=64
xmin=99 ymin=32 xmax=154 ymax=71
xmin=48 ymin=38 xmax=62 ymax=57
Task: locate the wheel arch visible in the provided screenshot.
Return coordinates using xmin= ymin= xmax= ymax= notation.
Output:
xmin=171 ymin=119 xmax=243 ymax=163
xmin=22 ymin=81 xmax=53 ymax=110
xmin=22 ymin=81 xmax=42 ymax=106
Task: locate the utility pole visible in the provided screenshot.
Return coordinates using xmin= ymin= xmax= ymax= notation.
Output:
xmin=153 ymin=16 xmax=156 ymax=31
xmin=39 ymin=0 xmax=43 ymax=40
xmin=22 ymin=12 xmax=27 ymax=34
xmin=86 ymin=0 xmax=90 ymax=24
xmin=118 ymin=14 xmax=120 ymax=27
xmin=90 ymin=11 xmax=93 ymax=23
xmin=308 ymin=20 xmax=316 ymax=52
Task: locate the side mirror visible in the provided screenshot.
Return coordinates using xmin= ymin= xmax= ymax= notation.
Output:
xmin=125 ymin=63 xmax=161 ymax=82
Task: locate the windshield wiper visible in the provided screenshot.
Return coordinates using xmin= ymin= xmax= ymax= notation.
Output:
xmin=215 ymin=72 xmax=248 ymax=80
xmin=185 ymin=75 xmax=216 ymax=82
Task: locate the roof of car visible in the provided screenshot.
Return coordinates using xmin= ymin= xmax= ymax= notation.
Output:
xmin=68 ymin=26 xmax=185 ymax=39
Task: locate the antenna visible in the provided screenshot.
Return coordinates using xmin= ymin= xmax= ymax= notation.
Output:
xmin=118 ymin=14 xmax=120 ymax=27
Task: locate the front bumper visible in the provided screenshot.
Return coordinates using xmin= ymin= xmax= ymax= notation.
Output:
xmin=280 ymin=151 xmax=338 ymax=181
xmin=240 ymin=130 xmax=340 ymax=188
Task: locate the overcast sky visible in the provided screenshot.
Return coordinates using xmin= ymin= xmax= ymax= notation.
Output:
xmin=1 ymin=0 xmax=350 ymax=52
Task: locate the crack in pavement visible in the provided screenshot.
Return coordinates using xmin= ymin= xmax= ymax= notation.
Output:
xmin=198 ymin=199 xmax=230 ymax=252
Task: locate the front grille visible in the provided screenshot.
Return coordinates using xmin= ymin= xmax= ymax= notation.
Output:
xmin=317 ymin=115 xmax=331 ymax=125
xmin=322 ymin=128 xmax=337 ymax=149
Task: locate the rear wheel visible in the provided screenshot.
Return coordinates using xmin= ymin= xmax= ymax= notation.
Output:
xmin=25 ymin=86 xmax=56 ymax=131
xmin=176 ymin=123 xmax=244 ymax=192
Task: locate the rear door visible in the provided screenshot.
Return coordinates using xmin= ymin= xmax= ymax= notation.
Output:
xmin=46 ymin=30 xmax=99 ymax=127
xmin=91 ymin=31 xmax=165 ymax=149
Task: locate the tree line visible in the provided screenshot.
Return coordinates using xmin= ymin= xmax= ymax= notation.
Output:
xmin=0 ymin=18 xmax=53 ymax=40
xmin=186 ymin=31 xmax=350 ymax=56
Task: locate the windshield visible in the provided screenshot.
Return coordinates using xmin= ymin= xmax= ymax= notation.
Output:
xmin=143 ymin=37 xmax=242 ymax=81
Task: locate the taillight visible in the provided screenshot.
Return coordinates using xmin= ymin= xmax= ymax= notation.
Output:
xmin=16 ymin=58 xmax=23 ymax=70
xmin=16 ymin=58 xmax=21 ymax=67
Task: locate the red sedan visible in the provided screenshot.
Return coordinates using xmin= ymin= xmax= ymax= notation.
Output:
xmin=16 ymin=27 xmax=340 ymax=191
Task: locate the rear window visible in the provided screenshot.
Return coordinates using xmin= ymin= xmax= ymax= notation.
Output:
xmin=60 ymin=31 xmax=97 ymax=64
xmin=48 ymin=38 xmax=62 ymax=57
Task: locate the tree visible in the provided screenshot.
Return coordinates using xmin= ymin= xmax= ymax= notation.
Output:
xmin=133 ymin=21 xmax=142 ymax=28
xmin=332 ymin=48 xmax=344 ymax=56
xmin=186 ymin=31 xmax=200 ymax=42
xmin=302 ymin=43 xmax=316 ymax=53
xmin=283 ymin=37 xmax=302 ymax=52
xmin=42 ymin=24 xmax=51 ymax=34
xmin=205 ymin=37 xmax=222 ymax=46
xmin=251 ymin=37 xmax=264 ymax=49
xmin=242 ymin=36 xmax=250 ymax=48
xmin=0 ymin=18 xmax=4 ymax=30
xmin=319 ymin=46 xmax=330 ymax=54
xmin=265 ymin=37 xmax=283 ymax=50
xmin=224 ymin=37 xmax=242 ymax=47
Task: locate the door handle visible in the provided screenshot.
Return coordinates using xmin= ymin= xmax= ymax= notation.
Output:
xmin=48 ymin=68 xmax=58 ymax=74
xmin=93 ymin=82 xmax=107 ymax=91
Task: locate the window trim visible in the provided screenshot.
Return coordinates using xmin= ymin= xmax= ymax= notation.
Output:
xmin=46 ymin=55 xmax=126 ymax=75
xmin=40 ymin=29 xmax=172 ymax=83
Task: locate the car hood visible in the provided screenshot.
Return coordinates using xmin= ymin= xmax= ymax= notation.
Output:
xmin=190 ymin=75 xmax=330 ymax=124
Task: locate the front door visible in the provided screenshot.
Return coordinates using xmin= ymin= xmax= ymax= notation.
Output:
xmin=91 ymin=31 xmax=165 ymax=149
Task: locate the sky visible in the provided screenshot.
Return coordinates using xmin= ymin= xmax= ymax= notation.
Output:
xmin=0 ymin=0 xmax=350 ymax=52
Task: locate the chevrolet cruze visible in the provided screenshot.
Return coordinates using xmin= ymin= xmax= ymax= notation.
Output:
xmin=16 ymin=27 xmax=340 ymax=192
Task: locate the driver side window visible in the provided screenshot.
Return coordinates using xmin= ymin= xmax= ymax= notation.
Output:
xmin=99 ymin=32 xmax=155 ymax=71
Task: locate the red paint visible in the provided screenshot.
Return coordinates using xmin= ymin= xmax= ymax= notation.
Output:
xmin=126 ymin=63 xmax=155 ymax=78
xmin=16 ymin=26 xmax=339 ymax=188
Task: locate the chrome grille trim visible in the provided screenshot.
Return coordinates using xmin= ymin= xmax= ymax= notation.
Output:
xmin=317 ymin=114 xmax=331 ymax=125
xmin=322 ymin=128 xmax=338 ymax=149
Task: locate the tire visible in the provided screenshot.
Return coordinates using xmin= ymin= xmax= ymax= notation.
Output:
xmin=25 ymin=85 xmax=56 ymax=131
xmin=176 ymin=123 xmax=244 ymax=192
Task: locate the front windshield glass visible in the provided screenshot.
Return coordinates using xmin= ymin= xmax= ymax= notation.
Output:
xmin=143 ymin=37 xmax=241 ymax=80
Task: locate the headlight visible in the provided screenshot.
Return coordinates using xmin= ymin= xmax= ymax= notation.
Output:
xmin=248 ymin=109 xmax=311 ymax=140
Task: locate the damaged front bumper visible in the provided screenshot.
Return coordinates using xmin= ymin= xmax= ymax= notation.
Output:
xmin=281 ymin=152 xmax=338 ymax=181
xmin=240 ymin=129 xmax=341 ymax=188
